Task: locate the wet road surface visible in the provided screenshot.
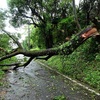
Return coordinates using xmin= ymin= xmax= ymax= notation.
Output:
xmin=1 ymin=61 xmax=100 ymax=100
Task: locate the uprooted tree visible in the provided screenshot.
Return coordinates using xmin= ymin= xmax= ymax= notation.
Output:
xmin=0 ymin=19 xmax=100 ymax=70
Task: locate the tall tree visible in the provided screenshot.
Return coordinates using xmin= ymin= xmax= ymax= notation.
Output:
xmin=80 ymin=0 xmax=100 ymax=25
xmin=72 ymin=0 xmax=81 ymax=30
xmin=7 ymin=0 xmax=73 ymax=48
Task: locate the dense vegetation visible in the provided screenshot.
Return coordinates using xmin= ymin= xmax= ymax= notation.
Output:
xmin=0 ymin=34 xmax=10 ymax=83
xmin=45 ymin=38 xmax=100 ymax=91
xmin=21 ymin=0 xmax=100 ymax=91
xmin=0 ymin=0 xmax=100 ymax=91
xmin=0 ymin=34 xmax=17 ymax=85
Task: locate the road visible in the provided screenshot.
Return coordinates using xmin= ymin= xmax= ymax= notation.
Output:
xmin=0 ymin=61 xmax=99 ymax=100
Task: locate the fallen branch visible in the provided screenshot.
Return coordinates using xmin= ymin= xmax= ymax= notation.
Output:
xmin=0 ymin=50 xmax=20 ymax=61
xmin=13 ymin=57 xmax=34 ymax=70
xmin=2 ymin=29 xmax=23 ymax=49
xmin=35 ymin=55 xmax=53 ymax=60
xmin=0 ymin=62 xmax=20 ymax=66
xmin=0 ymin=23 xmax=100 ymax=69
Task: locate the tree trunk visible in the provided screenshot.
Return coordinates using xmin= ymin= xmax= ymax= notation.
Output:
xmin=1 ymin=24 xmax=100 ymax=69
xmin=45 ymin=30 xmax=53 ymax=49
xmin=72 ymin=0 xmax=81 ymax=30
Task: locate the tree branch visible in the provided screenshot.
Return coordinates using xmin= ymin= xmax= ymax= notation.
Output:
xmin=35 ymin=55 xmax=53 ymax=60
xmin=0 ymin=62 xmax=20 ymax=66
xmin=13 ymin=57 xmax=34 ymax=70
xmin=29 ymin=7 xmax=45 ymax=23
xmin=21 ymin=14 xmax=39 ymax=27
xmin=2 ymin=29 xmax=23 ymax=49
xmin=0 ymin=24 xmax=99 ymax=69
xmin=0 ymin=50 xmax=20 ymax=61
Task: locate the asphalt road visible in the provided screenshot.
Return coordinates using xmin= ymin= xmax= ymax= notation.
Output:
xmin=1 ymin=61 xmax=99 ymax=100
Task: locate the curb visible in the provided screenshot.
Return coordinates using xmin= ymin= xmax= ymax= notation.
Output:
xmin=37 ymin=61 xmax=100 ymax=96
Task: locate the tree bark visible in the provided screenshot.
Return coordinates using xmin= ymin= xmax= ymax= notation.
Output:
xmin=0 ymin=24 xmax=100 ymax=69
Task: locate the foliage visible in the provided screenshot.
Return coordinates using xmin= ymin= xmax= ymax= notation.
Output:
xmin=0 ymin=69 xmax=5 ymax=86
xmin=46 ymin=38 xmax=100 ymax=91
xmin=84 ymin=70 xmax=100 ymax=89
xmin=0 ymin=34 xmax=10 ymax=49
xmin=6 ymin=0 xmax=100 ymax=48
xmin=0 ymin=33 xmax=17 ymax=83
xmin=0 ymin=70 xmax=4 ymax=80
xmin=7 ymin=0 xmax=77 ymax=48
xmin=0 ymin=9 xmax=7 ymax=29
xmin=79 ymin=0 xmax=100 ymax=25
xmin=25 ymin=15 xmax=78 ymax=49
xmin=0 ymin=34 xmax=10 ymax=57
xmin=58 ymin=16 xmax=77 ymax=35
xmin=30 ymin=26 xmax=46 ymax=49
xmin=53 ymin=95 xmax=66 ymax=100
xmin=1 ymin=0 xmax=100 ymax=92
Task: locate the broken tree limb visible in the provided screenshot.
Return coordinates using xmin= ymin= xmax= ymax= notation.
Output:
xmin=0 ymin=50 xmax=20 ymax=61
xmin=13 ymin=57 xmax=34 ymax=70
xmin=0 ymin=62 xmax=20 ymax=66
xmin=2 ymin=29 xmax=23 ymax=49
xmin=0 ymin=24 xmax=100 ymax=69
xmin=35 ymin=55 xmax=53 ymax=60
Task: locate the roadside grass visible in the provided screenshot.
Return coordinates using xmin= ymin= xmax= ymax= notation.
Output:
xmin=53 ymin=95 xmax=66 ymax=100
xmin=46 ymin=56 xmax=100 ymax=91
xmin=44 ymin=39 xmax=100 ymax=91
xmin=0 ymin=69 xmax=5 ymax=86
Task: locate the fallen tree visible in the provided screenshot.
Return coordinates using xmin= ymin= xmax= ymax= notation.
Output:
xmin=0 ymin=20 xmax=100 ymax=70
